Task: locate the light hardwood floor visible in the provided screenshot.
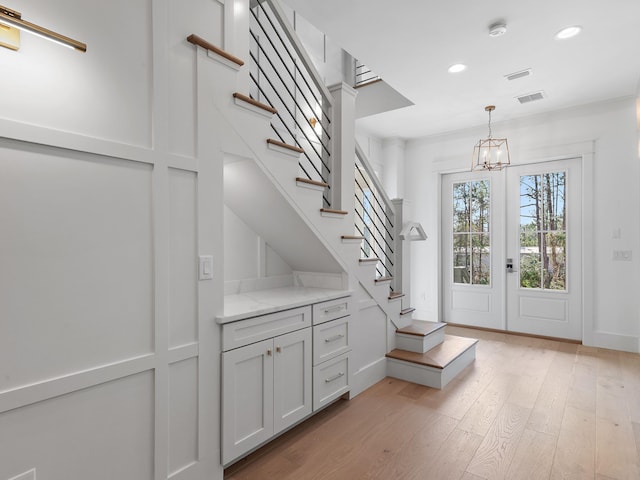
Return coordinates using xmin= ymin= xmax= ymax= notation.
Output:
xmin=225 ymin=326 xmax=640 ymax=480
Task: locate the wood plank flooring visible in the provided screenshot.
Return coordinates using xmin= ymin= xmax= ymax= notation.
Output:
xmin=224 ymin=326 xmax=640 ymax=480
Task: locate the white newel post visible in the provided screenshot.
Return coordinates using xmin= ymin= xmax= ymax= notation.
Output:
xmin=392 ymin=198 xmax=408 ymax=304
xmin=382 ymin=138 xmax=406 ymax=199
xmin=328 ymin=82 xmax=358 ymax=212
xmin=225 ymin=0 xmax=250 ymax=94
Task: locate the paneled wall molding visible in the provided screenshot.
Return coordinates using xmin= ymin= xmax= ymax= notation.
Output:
xmin=168 ymin=343 xmax=199 ymax=365
xmin=0 ymin=353 xmax=156 ymax=415
xmin=0 ymin=119 xmax=199 ymax=171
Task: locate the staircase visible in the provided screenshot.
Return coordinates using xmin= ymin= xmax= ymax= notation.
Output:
xmin=387 ymin=320 xmax=478 ymax=389
xmin=187 ymin=0 xmax=477 ymax=393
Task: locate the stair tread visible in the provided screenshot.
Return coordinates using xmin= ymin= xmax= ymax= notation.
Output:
xmin=342 ymin=235 xmax=365 ymax=240
xmin=296 ymin=177 xmax=329 ymax=188
xmin=233 ymin=92 xmax=276 ymax=113
xmin=397 ymin=320 xmax=446 ymax=337
xmin=359 ymin=257 xmax=379 ymax=263
xmin=386 ymin=335 xmax=478 ymax=369
xmin=320 ymin=208 xmax=348 ymax=215
xmin=187 ymin=34 xmax=245 ymax=66
xmin=400 ymin=307 xmax=416 ymax=315
xmin=375 ymin=276 xmax=393 ymax=283
xmin=267 ymin=138 xmax=304 ymax=153
xmin=389 ymin=292 xmax=405 ymax=300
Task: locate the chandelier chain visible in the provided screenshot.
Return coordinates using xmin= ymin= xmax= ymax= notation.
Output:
xmin=487 ymin=109 xmax=492 ymax=138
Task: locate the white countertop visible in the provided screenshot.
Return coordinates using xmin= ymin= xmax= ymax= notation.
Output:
xmin=217 ymin=286 xmax=351 ymax=324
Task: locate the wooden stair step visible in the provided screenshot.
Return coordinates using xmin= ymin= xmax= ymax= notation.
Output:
xmin=296 ymin=177 xmax=329 ymax=189
xmin=400 ymin=307 xmax=416 ymax=316
xmin=320 ymin=208 xmax=348 ymax=215
xmin=267 ymin=138 xmax=303 ymax=153
xmin=359 ymin=257 xmax=379 ymax=264
xmin=187 ymin=34 xmax=245 ymax=67
xmin=375 ymin=276 xmax=393 ymax=283
xmin=386 ymin=335 xmax=478 ymax=370
xmin=388 ymin=292 xmax=405 ymax=301
xmin=233 ymin=92 xmax=277 ymax=114
xmin=397 ymin=320 xmax=445 ymax=337
xmin=320 ymin=208 xmax=348 ymax=218
xmin=342 ymin=235 xmax=364 ymax=241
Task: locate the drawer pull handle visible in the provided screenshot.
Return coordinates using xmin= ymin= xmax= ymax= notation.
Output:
xmin=276 ymin=346 xmax=281 ymax=353
xmin=267 ymin=349 xmax=272 ymax=356
xmin=325 ymin=372 xmax=345 ymax=383
xmin=324 ymin=305 xmax=345 ymax=314
xmin=324 ymin=334 xmax=345 ymax=343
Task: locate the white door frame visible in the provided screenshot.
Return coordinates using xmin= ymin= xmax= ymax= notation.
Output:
xmin=437 ymin=143 xmax=594 ymax=344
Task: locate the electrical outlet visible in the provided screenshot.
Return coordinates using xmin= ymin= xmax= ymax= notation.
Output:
xmin=613 ymin=250 xmax=632 ymax=261
xmin=8 ymin=469 xmax=36 ymax=480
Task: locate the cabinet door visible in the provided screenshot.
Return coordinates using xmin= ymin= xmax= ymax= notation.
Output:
xmin=222 ymin=338 xmax=274 ymax=465
xmin=273 ymin=328 xmax=312 ymax=434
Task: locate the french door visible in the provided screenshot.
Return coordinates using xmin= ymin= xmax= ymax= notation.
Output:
xmin=442 ymin=158 xmax=582 ymax=340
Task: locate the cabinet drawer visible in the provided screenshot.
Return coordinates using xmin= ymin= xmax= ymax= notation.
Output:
xmin=313 ymin=317 xmax=350 ymax=365
xmin=313 ymin=353 xmax=350 ymax=411
xmin=312 ymin=296 xmax=352 ymax=325
xmin=222 ymin=306 xmax=312 ymax=351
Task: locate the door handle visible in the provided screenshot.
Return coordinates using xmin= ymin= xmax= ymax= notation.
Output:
xmin=506 ymin=258 xmax=517 ymax=273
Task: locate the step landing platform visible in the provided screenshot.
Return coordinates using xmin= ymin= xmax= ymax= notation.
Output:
xmin=396 ymin=320 xmax=446 ymax=353
xmin=386 ymin=335 xmax=478 ymax=389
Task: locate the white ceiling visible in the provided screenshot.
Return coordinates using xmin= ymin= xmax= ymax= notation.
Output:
xmin=282 ymin=0 xmax=640 ymax=139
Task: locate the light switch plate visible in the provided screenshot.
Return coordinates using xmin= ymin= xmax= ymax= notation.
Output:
xmin=199 ymin=255 xmax=214 ymax=280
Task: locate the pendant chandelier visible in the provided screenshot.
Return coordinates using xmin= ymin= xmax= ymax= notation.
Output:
xmin=471 ymin=105 xmax=510 ymax=171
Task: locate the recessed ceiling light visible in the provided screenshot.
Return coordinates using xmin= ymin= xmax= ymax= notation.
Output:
xmin=555 ymin=25 xmax=582 ymax=39
xmin=448 ymin=63 xmax=467 ymax=73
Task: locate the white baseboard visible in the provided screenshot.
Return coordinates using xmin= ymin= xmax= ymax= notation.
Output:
xmin=589 ymin=330 xmax=639 ymax=353
xmin=350 ymin=357 xmax=387 ymax=398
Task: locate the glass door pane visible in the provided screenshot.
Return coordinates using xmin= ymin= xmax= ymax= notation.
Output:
xmin=452 ymin=180 xmax=490 ymax=285
xmin=519 ymin=172 xmax=566 ymax=290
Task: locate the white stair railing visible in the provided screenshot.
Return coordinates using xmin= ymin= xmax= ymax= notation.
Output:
xmin=355 ymin=142 xmax=397 ymax=288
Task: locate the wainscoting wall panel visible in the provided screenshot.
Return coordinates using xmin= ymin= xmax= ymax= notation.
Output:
xmin=169 ymin=357 xmax=200 ymax=476
xmin=169 ymin=168 xmax=198 ymax=348
xmin=0 ymin=147 xmax=154 ymax=392
xmin=0 ymin=372 xmax=154 ymax=480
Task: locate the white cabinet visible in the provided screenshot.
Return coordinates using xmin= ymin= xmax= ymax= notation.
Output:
xmin=222 ymin=309 xmax=312 ymax=465
xmin=221 ymin=295 xmax=351 ymax=465
xmin=222 ymin=338 xmax=274 ymax=464
xmin=311 ymin=298 xmax=351 ymax=411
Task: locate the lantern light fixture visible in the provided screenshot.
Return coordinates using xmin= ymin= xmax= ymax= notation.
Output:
xmin=471 ymin=105 xmax=510 ymax=172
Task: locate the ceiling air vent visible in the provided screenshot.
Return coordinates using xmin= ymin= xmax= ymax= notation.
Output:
xmin=505 ymin=68 xmax=532 ymax=81
xmin=516 ymin=91 xmax=545 ymax=104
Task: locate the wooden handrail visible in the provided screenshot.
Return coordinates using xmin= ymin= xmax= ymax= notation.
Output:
xmin=186 ymin=34 xmax=245 ymax=67
xmin=233 ymin=93 xmax=277 ymax=114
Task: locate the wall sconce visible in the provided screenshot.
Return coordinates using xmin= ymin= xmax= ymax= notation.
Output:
xmin=0 ymin=5 xmax=86 ymax=52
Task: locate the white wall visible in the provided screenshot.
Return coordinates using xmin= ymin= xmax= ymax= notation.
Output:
xmin=402 ymin=97 xmax=640 ymax=352
xmin=223 ymin=205 xmax=293 ymax=282
xmin=0 ymin=0 xmax=237 ymax=479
